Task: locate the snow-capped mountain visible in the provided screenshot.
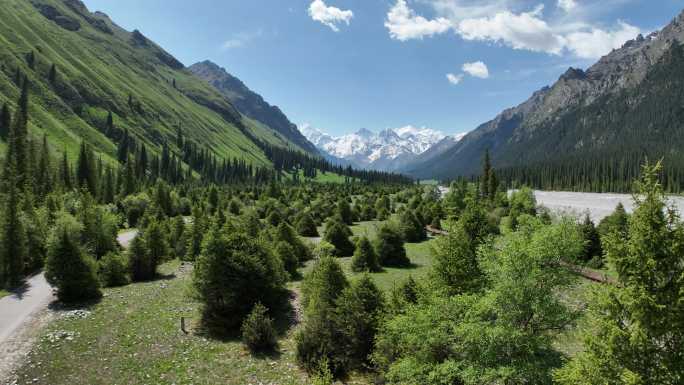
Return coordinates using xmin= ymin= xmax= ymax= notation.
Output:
xmin=300 ymin=124 xmax=460 ymax=171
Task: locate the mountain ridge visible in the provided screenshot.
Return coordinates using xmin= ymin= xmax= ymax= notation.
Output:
xmin=403 ymin=9 xmax=684 ymax=184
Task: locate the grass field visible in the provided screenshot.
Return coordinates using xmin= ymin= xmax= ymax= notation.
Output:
xmin=0 ymin=289 xmax=10 ymax=299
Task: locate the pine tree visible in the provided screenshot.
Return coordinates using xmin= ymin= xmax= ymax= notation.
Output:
xmin=26 ymin=51 xmax=35 ymax=70
xmin=48 ymin=64 xmax=57 ymax=84
xmin=145 ymin=220 xmax=167 ymax=270
xmin=556 ymin=162 xmax=684 ymax=384
xmin=351 ymin=236 xmax=380 ymax=272
xmin=45 ymin=215 xmax=101 ymax=302
xmin=105 ymin=111 xmax=114 ymax=136
xmin=60 ymin=150 xmax=72 ymax=190
xmin=76 ymin=141 xmax=97 ymax=194
xmin=0 ymin=103 xmax=10 ymax=140
xmin=36 ymin=134 xmax=52 ymax=198
xmin=0 ymin=162 xmax=28 ymax=288
xmin=481 ymin=149 xmax=492 ymax=199
xmin=117 ymin=128 xmax=129 ymax=163
xmin=127 ymin=234 xmax=154 ymax=281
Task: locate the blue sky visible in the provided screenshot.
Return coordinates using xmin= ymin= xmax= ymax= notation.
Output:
xmin=82 ymin=0 xmax=684 ymax=137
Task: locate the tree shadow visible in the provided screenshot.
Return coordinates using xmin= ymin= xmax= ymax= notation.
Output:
xmin=47 ymin=295 xmax=102 ymax=311
xmin=6 ymin=280 xmax=30 ymax=300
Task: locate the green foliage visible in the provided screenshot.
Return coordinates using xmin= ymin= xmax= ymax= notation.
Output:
xmin=597 ymin=202 xmax=629 ymax=240
xmin=45 ymin=214 xmax=101 ymax=303
xmin=373 ymin=222 xmax=409 ymax=267
xmin=508 ymin=187 xmax=537 ymax=229
xmin=1 ymin=167 xmax=28 ymax=288
xmin=431 ymin=222 xmax=484 ymax=295
xmin=555 ymin=162 xmax=684 ymax=385
xmin=274 ymin=241 xmax=299 ymax=279
xmin=192 ymin=228 xmax=287 ymax=328
xmin=98 ymin=252 xmax=129 ymax=287
xmin=323 ymin=218 xmax=354 ymax=257
xmin=127 ymin=234 xmax=155 ymax=282
xmin=301 ymin=255 xmax=348 ymax=309
xmin=579 ymin=213 xmax=602 ymax=263
xmin=241 ymin=302 xmax=278 ymax=353
xmin=295 ymin=211 xmax=319 ymax=237
xmin=274 ymin=222 xmax=311 ymax=262
xmin=351 ymin=236 xmax=381 ymax=273
xmin=398 ymin=209 xmax=426 ymax=243
xmin=145 ymin=220 xmax=168 ymax=266
xmin=333 ymin=275 xmax=385 ymax=371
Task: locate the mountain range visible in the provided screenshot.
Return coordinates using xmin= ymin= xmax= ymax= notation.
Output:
xmin=402 ymin=10 xmax=684 ymax=187
xmin=301 ymin=125 xmax=463 ymax=171
xmin=0 ymin=0 xmax=318 ymax=174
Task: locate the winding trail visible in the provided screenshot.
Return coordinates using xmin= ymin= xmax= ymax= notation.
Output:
xmin=0 ymin=229 xmax=139 ymax=381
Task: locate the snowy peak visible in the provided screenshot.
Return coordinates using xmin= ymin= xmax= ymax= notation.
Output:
xmin=299 ymin=124 xmax=450 ymax=171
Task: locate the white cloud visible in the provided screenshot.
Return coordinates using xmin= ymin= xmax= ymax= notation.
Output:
xmin=446 ymin=73 xmax=464 ymax=85
xmin=557 ymin=0 xmax=577 ymax=13
xmin=415 ymin=1 xmax=641 ymax=59
xmin=457 ymin=6 xmax=566 ymax=55
xmin=385 ymin=0 xmax=452 ymax=41
xmin=462 ymin=61 xmax=489 ymax=78
xmin=565 ymin=21 xmax=640 ymax=59
xmin=308 ymin=0 xmax=353 ymax=32
xmin=221 ymin=31 xmax=262 ymax=50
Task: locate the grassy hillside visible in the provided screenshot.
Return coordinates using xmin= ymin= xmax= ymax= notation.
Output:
xmin=0 ymin=0 xmax=294 ymax=166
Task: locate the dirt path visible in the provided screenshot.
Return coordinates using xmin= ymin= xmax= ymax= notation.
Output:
xmin=0 ymin=273 xmax=56 ymax=382
xmin=0 ymin=230 xmax=139 ymax=382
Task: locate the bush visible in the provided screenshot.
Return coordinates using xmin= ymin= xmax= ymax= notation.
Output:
xmin=351 ymin=236 xmax=380 ymax=272
xmin=274 ymin=223 xmax=312 ymax=262
xmin=241 ymin=303 xmax=277 ymax=352
xmin=98 ymin=252 xmax=129 ymax=287
xmin=193 ymin=228 xmax=287 ymax=328
xmin=45 ymin=215 xmax=101 ymax=303
xmin=374 ymin=223 xmax=409 ymax=267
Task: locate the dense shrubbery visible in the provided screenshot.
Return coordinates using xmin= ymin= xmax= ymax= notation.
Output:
xmin=241 ymin=302 xmax=278 ymax=353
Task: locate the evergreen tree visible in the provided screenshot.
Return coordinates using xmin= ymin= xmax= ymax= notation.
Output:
xmin=36 ymin=135 xmax=52 ymax=198
xmin=117 ymin=128 xmax=130 ymax=163
xmin=145 ymin=220 xmax=168 ymax=269
xmin=26 ymin=51 xmax=35 ymax=70
xmin=105 ymin=111 xmax=114 ymax=136
xmin=480 ymin=149 xmax=492 ymax=198
xmin=274 ymin=241 xmax=299 ymax=279
xmin=127 ymin=234 xmax=154 ymax=281
xmin=374 ymin=222 xmax=409 ymax=267
xmin=337 ymin=199 xmax=353 ymax=225
xmin=351 ymin=236 xmax=380 ymax=273
xmin=556 ymin=162 xmax=684 ymax=384
xmin=398 ymin=210 xmax=426 ymax=242
xmin=323 ymin=219 xmax=354 ymax=257
xmin=76 ymin=141 xmax=97 ymax=194
xmin=579 ymin=213 xmax=602 ymax=263
xmin=241 ymin=302 xmax=277 ymax=353
xmin=0 ymin=163 xmax=28 ymax=288
xmin=45 ymin=215 xmax=101 ymax=303
xmin=296 ymin=212 xmax=319 ymax=237
xmin=48 ymin=63 xmax=57 ymax=84
xmin=60 ymin=150 xmax=72 ymax=190
xmin=0 ymin=103 xmax=10 ymax=140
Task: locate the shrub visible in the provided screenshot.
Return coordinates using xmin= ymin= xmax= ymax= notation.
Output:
xmin=98 ymin=252 xmax=129 ymax=287
xmin=374 ymin=222 xmax=409 ymax=267
xmin=193 ymin=228 xmax=287 ymax=328
xmin=45 ymin=215 xmax=101 ymax=303
xmin=301 ymin=255 xmax=348 ymax=309
xmin=241 ymin=302 xmax=277 ymax=352
xmin=351 ymin=236 xmax=380 ymax=272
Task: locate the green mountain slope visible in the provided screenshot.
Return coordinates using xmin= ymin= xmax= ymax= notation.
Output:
xmin=404 ymin=10 xmax=684 ymax=191
xmin=0 ymin=0 xmax=296 ymax=167
xmin=188 ymin=60 xmax=319 ymax=155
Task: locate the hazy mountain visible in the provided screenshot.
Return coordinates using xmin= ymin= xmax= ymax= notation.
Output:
xmin=404 ymin=10 xmax=684 ymax=182
xmin=302 ymin=125 xmax=454 ymax=171
xmin=188 ymin=60 xmax=318 ymax=154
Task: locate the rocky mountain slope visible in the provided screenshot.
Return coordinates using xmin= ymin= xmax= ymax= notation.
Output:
xmin=302 ymin=125 xmax=452 ymax=171
xmin=404 ymin=10 xmax=684 ymax=182
xmin=0 ymin=0 xmax=305 ymax=167
xmin=188 ymin=61 xmax=318 ymax=155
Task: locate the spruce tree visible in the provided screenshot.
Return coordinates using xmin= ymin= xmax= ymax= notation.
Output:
xmin=0 ymin=103 xmax=10 ymax=140
xmin=36 ymin=135 xmax=52 ymax=198
xmin=323 ymin=219 xmax=354 ymax=257
xmin=76 ymin=141 xmax=97 ymax=194
xmin=60 ymin=150 xmax=72 ymax=190
xmin=45 ymin=215 xmax=101 ymax=303
xmin=127 ymin=234 xmax=154 ymax=281
xmin=296 ymin=212 xmax=319 ymax=237
xmin=556 ymin=162 xmax=684 ymax=384
xmin=480 ymin=149 xmax=492 ymax=199
xmin=0 ymin=163 xmax=28 ymax=288
xmin=374 ymin=222 xmax=409 ymax=267
xmin=105 ymin=111 xmax=114 ymax=136
xmin=145 ymin=220 xmax=167 ymax=269
xmin=48 ymin=64 xmax=57 ymax=84
xmin=351 ymin=236 xmax=380 ymax=272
